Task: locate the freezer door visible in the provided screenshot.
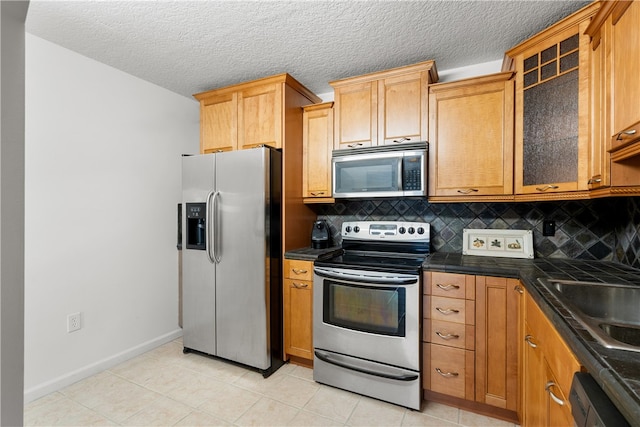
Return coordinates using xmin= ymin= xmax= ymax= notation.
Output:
xmin=214 ymin=148 xmax=272 ymax=370
xmin=181 ymin=154 xmax=216 ymax=355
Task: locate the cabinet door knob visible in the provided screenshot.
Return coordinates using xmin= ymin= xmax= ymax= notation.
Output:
xmin=545 ymin=381 xmax=565 ymax=406
xmin=435 ymin=368 xmax=459 ymax=378
xmin=514 ymin=285 xmax=524 ymax=295
xmin=436 ymin=284 xmax=460 ymax=291
xmin=535 ymin=184 xmax=559 ymax=192
xmin=456 ymin=188 xmax=479 ymax=194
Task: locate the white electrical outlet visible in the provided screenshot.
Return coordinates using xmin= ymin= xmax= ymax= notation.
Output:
xmin=67 ymin=312 xmax=81 ymax=333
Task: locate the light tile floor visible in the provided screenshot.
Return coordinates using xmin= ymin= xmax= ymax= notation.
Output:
xmin=25 ymin=338 xmax=518 ymax=426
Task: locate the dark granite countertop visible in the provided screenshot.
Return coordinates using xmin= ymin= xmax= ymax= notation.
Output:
xmin=424 ymin=252 xmax=640 ymax=427
xmin=284 ymin=246 xmax=342 ymax=261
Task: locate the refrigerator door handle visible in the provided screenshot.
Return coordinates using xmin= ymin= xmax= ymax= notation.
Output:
xmin=212 ymin=190 xmax=221 ymax=263
xmin=205 ymin=190 xmax=216 ymax=263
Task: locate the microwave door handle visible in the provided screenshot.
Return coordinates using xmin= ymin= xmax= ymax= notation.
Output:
xmin=205 ymin=190 xmax=216 ymax=264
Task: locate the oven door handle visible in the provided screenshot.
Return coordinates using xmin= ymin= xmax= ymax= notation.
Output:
xmin=314 ymin=267 xmax=418 ymax=286
xmin=315 ymin=350 xmax=419 ymax=382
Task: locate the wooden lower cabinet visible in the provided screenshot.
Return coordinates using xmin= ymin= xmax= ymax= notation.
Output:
xmin=475 ymin=276 xmax=520 ymax=412
xmin=422 ymin=272 xmax=520 ymax=423
xmin=522 ymin=292 xmax=582 ymax=427
xmin=283 ymin=259 xmax=314 ymax=366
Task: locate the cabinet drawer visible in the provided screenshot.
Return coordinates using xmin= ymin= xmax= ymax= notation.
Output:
xmin=428 ymin=273 xmax=475 ymax=300
xmin=427 ymin=343 xmax=474 ymax=399
xmin=426 ymin=295 xmax=475 ymax=325
xmin=424 ymin=319 xmax=474 ymax=350
xmin=284 ymin=259 xmax=313 ymax=281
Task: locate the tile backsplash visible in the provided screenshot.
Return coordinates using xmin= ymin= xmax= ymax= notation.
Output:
xmin=312 ymin=197 xmax=640 ymax=269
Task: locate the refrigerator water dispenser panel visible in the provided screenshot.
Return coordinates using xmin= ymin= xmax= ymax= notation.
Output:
xmin=186 ymin=202 xmax=206 ymax=250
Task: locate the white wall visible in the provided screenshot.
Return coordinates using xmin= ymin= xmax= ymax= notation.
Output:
xmin=24 ymin=34 xmax=199 ymax=402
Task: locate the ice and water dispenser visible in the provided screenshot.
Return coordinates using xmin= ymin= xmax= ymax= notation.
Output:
xmin=185 ymin=202 xmax=206 ymax=250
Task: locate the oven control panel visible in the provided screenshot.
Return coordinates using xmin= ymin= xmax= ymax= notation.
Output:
xmin=341 ymin=221 xmax=430 ymax=242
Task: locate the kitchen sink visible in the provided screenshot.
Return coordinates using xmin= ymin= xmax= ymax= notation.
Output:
xmin=538 ymin=278 xmax=640 ymax=353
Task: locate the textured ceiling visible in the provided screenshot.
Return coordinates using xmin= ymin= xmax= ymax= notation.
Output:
xmin=25 ymin=0 xmax=592 ymax=98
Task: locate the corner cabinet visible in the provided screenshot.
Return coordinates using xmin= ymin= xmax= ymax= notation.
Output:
xmin=428 ymin=72 xmax=515 ymax=202
xmin=586 ymin=0 xmax=640 ymax=190
xmin=302 ymin=102 xmax=334 ymax=203
xmin=283 ymin=258 xmax=314 ymax=366
xmin=505 ymin=3 xmax=599 ymax=200
xmin=330 ymin=60 xmax=438 ymax=150
xmin=422 ymin=272 xmax=520 ymax=423
xmin=522 ymin=291 xmax=582 ymax=427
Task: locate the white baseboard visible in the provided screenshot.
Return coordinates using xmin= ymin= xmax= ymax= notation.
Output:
xmin=24 ymin=328 xmax=183 ymax=404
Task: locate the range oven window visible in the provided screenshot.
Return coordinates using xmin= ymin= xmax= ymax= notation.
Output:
xmin=323 ymin=280 xmax=406 ymax=337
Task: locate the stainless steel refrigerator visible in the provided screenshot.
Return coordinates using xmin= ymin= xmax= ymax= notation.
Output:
xmin=181 ymin=146 xmax=283 ymax=377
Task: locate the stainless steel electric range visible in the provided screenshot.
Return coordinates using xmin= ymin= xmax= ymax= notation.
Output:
xmin=313 ymin=220 xmax=430 ymax=410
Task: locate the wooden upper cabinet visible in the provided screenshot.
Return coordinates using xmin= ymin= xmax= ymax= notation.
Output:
xmin=193 ymin=74 xmax=321 ymax=153
xmin=332 ymin=81 xmax=376 ymax=150
xmin=331 ymin=60 xmax=438 ymax=150
xmin=302 ymin=102 xmax=334 ymax=201
xmin=378 ymin=72 xmax=427 ymax=145
xmin=610 ymin=0 xmax=640 ymax=156
xmin=505 ymin=3 xmax=599 ymax=200
xmin=199 ymin=92 xmax=238 ymax=153
xmin=428 ymin=72 xmax=515 ymax=201
xmin=586 ymin=0 xmax=640 ymax=186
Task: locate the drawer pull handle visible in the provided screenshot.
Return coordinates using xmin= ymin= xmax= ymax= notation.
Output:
xmin=587 ymin=178 xmax=602 ymax=184
xmin=292 ymin=282 xmax=308 ymax=289
xmin=456 ymin=188 xmax=479 ymax=194
xmin=436 ymin=284 xmax=460 ymax=291
xmin=616 ymin=129 xmax=637 ymax=140
xmin=393 ymin=137 xmax=410 ymax=143
xmin=524 ymin=334 xmax=537 ymax=348
xmin=292 ymin=269 xmax=308 ymax=275
xmin=347 ymin=143 xmax=364 ymax=148
xmin=436 ymin=307 xmax=459 ymax=315
xmin=436 ymin=331 xmax=460 ymax=340
xmin=545 ymin=381 xmax=565 ymax=406
xmin=514 ymin=285 xmax=524 ymax=295
xmin=310 ymin=192 xmax=325 ymax=196
xmin=535 ymin=184 xmax=559 ymax=192
xmin=435 ymin=368 xmax=459 ymax=378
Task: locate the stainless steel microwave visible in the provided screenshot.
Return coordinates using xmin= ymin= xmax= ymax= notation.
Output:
xmin=332 ymin=142 xmax=427 ymax=198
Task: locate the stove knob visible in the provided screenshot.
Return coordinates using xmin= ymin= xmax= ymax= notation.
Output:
xmin=417 ymin=227 xmax=425 ymax=235
xmin=408 ymin=227 xmax=415 ymax=234
xmin=345 ymin=226 xmax=352 ymax=233
xmin=354 ymin=226 xmax=360 ymax=233
xmin=398 ymin=227 xmax=406 ymax=234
